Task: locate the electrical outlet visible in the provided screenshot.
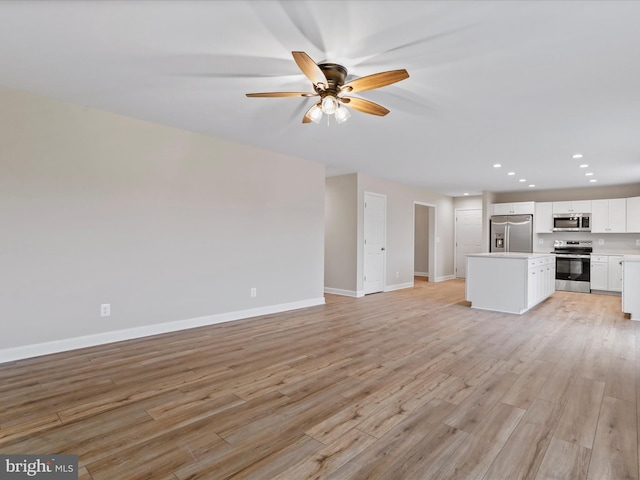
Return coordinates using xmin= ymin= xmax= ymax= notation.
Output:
xmin=250 ymin=288 xmax=257 ymax=298
xmin=100 ymin=304 xmax=111 ymax=317
xmin=598 ymin=239 xmax=604 ymax=246
xmin=396 ymin=271 xmax=399 ymax=279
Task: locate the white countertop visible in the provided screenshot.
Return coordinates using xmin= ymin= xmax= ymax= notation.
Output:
xmin=622 ymin=255 xmax=640 ymax=263
xmin=467 ymin=252 xmax=555 ymax=259
xmin=592 ymin=251 xmax=640 ymax=256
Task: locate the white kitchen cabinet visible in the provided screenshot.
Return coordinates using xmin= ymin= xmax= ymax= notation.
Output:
xmin=528 ymin=256 xmax=556 ymax=307
xmin=492 ymin=201 xmax=534 ymax=215
xmin=546 ymin=258 xmax=555 ymax=296
xmin=591 ymin=254 xmax=623 ymax=292
xmin=527 ymin=267 xmax=540 ymax=308
xmin=534 ymin=202 xmax=554 ymax=233
xmin=552 ymin=201 xmax=572 ymax=214
xmin=492 ymin=203 xmax=512 ymax=215
xmin=552 ymin=200 xmax=592 ymax=214
xmin=590 ymin=255 xmax=609 ymax=291
xmin=626 ymin=196 xmax=640 ymax=233
xmin=622 ymin=256 xmax=640 ymax=320
xmin=591 ymin=198 xmax=626 ymax=233
xmin=608 ymin=255 xmax=623 ymax=292
xmin=466 ymin=253 xmax=555 ymax=314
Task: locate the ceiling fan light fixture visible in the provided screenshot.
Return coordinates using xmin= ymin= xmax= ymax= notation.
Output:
xmin=321 ymin=95 xmax=339 ymax=115
xmin=307 ymin=104 xmax=323 ymax=124
xmin=334 ymin=105 xmax=351 ymax=124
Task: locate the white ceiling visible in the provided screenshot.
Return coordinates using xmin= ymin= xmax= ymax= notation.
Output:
xmin=1 ymin=0 xmax=639 ymax=196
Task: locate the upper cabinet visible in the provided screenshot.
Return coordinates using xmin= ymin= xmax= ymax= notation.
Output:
xmin=552 ymin=200 xmax=592 ymax=214
xmin=492 ymin=201 xmax=534 ymax=216
xmin=495 ymin=198 xmax=638 ymax=234
xmin=591 ymin=198 xmax=626 ymax=233
xmin=627 ymin=197 xmax=640 ymax=233
xmin=534 ymin=202 xmax=554 ymax=233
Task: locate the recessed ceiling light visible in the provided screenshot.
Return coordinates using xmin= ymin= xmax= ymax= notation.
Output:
xmin=589 ymin=179 xmax=598 ymax=183
xmin=507 ymin=172 xmax=515 ymax=176
xmin=463 ymin=193 xmax=469 ymax=196
xmin=572 ymin=154 xmax=583 ymax=159
xmin=579 ymin=164 xmax=589 ymax=168
xmin=519 ymin=179 xmax=526 ymax=182
xmin=493 ymin=163 xmax=502 ymax=168
xmin=528 ymin=184 xmax=536 ymax=188
xmin=585 ymin=172 xmax=594 ymax=176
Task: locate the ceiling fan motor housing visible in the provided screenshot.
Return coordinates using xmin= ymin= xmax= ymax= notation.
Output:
xmin=317 ymin=63 xmax=348 ymax=94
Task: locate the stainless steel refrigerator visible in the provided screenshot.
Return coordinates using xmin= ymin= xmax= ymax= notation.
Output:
xmin=490 ymin=214 xmax=533 ymax=253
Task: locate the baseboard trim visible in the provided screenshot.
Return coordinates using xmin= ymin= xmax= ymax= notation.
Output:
xmin=590 ymin=290 xmax=621 ymax=297
xmin=0 ymin=297 xmax=326 ymax=364
xmin=433 ymin=275 xmax=456 ymax=283
xmin=324 ymin=288 xmax=366 ymax=298
xmin=414 ymin=272 xmax=429 ymax=277
xmin=384 ymin=282 xmax=414 ymax=292
xmin=324 ymin=287 xmax=358 ymax=297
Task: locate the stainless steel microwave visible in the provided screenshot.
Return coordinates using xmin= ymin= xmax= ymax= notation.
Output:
xmin=553 ymin=213 xmax=591 ymax=232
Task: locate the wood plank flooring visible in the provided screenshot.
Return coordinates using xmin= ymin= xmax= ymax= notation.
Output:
xmin=1 ymin=278 xmax=638 ymax=479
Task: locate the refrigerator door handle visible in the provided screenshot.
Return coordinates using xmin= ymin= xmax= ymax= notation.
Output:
xmin=505 ymin=224 xmax=509 ymax=252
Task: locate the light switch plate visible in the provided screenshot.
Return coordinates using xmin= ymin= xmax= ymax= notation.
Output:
xmin=598 ymin=239 xmax=604 ymax=245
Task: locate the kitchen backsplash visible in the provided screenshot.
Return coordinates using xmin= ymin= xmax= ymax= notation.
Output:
xmin=534 ymin=231 xmax=640 ymax=254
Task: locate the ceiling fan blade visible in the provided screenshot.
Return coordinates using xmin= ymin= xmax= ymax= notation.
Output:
xmin=340 ymin=97 xmax=390 ymax=116
xmin=292 ymin=51 xmax=328 ymax=87
xmin=246 ymin=92 xmax=317 ymax=98
xmin=341 ymin=69 xmax=409 ymax=93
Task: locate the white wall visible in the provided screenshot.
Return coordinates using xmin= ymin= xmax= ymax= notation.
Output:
xmin=534 ymin=232 xmax=640 ymax=254
xmin=0 ymin=86 xmax=326 ymax=360
xmin=453 ymin=196 xmax=483 ymax=211
xmin=482 ymin=191 xmax=497 ymax=252
xmin=323 ymin=173 xmax=455 ymax=295
xmin=356 ymin=173 xmax=455 ymax=291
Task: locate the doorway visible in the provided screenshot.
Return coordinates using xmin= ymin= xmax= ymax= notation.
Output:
xmin=414 ymin=203 xmax=436 ymax=281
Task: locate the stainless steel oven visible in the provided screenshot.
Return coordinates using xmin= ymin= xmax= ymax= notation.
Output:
xmin=553 ymin=240 xmax=592 ymax=293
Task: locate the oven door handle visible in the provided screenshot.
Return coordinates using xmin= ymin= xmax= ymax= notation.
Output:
xmin=554 ymin=254 xmax=591 ymax=259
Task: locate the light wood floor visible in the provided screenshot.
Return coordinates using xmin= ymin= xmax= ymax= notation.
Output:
xmin=1 ymin=278 xmax=638 ymax=479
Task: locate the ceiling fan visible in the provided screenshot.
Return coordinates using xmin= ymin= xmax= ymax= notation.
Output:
xmin=246 ymin=51 xmax=409 ymax=124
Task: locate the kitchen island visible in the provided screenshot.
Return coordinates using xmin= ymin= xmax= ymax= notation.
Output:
xmin=466 ymin=253 xmax=556 ymax=314
xmin=622 ymin=255 xmax=640 ymax=320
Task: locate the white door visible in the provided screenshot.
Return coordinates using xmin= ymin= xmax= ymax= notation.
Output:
xmin=456 ymin=209 xmax=483 ymax=278
xmin=364 ymin=192 xmax=386 ymax=294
